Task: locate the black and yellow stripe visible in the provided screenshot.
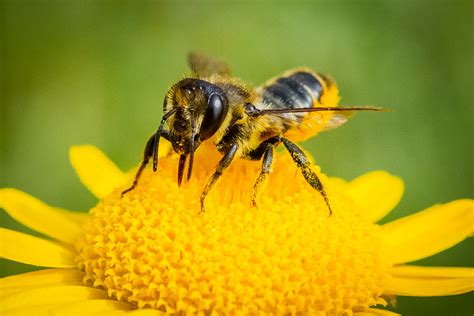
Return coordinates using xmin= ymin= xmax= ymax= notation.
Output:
xmin=261 ymin=70 xmax=326 ymax=111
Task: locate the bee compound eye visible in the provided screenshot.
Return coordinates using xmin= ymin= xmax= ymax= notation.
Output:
xmin=200 ymin=93 xmax=226 ymax=140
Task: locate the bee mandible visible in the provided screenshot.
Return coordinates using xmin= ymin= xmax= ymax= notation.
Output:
xmin=122 ymin=53 xmax=383 ymax=214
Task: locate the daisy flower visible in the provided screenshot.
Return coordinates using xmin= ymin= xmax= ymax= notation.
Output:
xmin=0 ymin=143 xmax=472 ymax=315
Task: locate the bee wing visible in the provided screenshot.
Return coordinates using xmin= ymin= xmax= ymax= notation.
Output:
xmin=252 ymin=106 xmax=384 ymax=132
xmin=187 ymin=52 xmax=231 ymax=77
xmin=319 ymin=111 xmax=354 ymax=131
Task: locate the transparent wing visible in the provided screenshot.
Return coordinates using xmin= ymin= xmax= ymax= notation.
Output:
xmin=187 ymin=52 xmax=231 ymax=77
xmin=320 ymin=111 xmax=353 ymax=131
xmin=251 ymin=106 xmax=384 ymax=133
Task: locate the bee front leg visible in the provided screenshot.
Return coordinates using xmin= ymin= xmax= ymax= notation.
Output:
xmin=122 ymin=130 xmax=172 ymax=196
xmin=121 ymin=134 xmax=155 ymax=196
xmin=281 ymin=137 xmax=332 ymax=215
xmin=200 ymin=143 xmax=238 ymax=213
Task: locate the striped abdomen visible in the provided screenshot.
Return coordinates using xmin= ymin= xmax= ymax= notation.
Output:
xmin=256 ymin=69 xmax=340 ymax=142
xmin=260 ymin=70 xmax=327 ymax=111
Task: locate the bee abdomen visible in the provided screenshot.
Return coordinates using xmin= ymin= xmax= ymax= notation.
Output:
xmin=262 ymin=71 xmax=324 ymax=110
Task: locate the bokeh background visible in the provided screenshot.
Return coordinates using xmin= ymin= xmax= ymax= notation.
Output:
xmin=1 ymin=1 xmax=472 ymax=314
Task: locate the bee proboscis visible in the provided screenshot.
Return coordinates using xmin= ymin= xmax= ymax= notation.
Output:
xmin=122 ymin=53 xmax=383 ymax=214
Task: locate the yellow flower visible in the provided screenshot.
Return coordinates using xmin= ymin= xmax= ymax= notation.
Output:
xmin=0 ymin=144 xmax=473 ymax=315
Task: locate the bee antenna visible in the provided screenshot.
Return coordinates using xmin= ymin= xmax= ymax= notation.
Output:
xmin=153 ymin=108 xmax=177 ymax=172
xmin=187 ymin=112 xmax=196 ymax=181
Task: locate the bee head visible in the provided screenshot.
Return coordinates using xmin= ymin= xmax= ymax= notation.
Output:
xmin=162 ymin=78 xmax=228 ymax=183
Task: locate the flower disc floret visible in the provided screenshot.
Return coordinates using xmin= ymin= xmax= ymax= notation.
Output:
xmin=76 ymin=145 xmax=388 ymax=314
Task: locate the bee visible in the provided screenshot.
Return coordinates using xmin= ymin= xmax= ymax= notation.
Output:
xmin=122 ymin=53 xmax=383 ymax=214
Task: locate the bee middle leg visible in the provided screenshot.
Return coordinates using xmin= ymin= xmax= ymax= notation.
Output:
xmin=200 ymin=143 xmax=238 ymax=213
xmin=246 ymin=137 xmax=281 ymax=207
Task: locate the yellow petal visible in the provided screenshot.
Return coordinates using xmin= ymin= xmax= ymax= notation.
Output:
xmin=55 ymin=208 xmax=89 ymax=225
xmin=0 ymin=285 xmax=108 ymax=313
xmin=129 ymin=310 xmax=167 ymax=316
xmin=0 ymin=189 xmax=82 ymax=245
xmin=347 ymin=171 xmax=404 ymax=223
xmin=381 ymin=199 xmax=474 ymax=264
xmin=383 ymin=275 xmax=474 ymax=296
xmin=355 ymin=309 xmax=400 ymax=316
xmin=0 ymin=269 xmax=84 ymax=298
xmin=391 ymin=265 xmax=474 ymax=279
xmin=76 ymin=308 xmax=168 ymax=316
xmin=0 ymin=228 xmax=75 ymax=268
xmin=2 ymin=305 xmax=54 ymax=316
xmin=50 ymin=299 xmax=132 ymax=315
xmin=70 ymin=145 xmax=125 ymax=199
xmin=327 ymin=176 xmax=349 ymax=190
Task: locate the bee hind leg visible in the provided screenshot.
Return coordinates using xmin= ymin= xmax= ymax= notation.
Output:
xmin=200 ymin=143 xmax=238 ymax=213
xmin=280 ymin=137 xmax=332 ymax=215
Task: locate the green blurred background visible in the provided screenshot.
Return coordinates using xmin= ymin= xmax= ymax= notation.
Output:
xmin=1 ymin=1 xmax=472 ymax=314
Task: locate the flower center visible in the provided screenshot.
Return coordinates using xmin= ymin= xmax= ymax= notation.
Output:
xmin=76 ymin=145 xmax=388 ymax=314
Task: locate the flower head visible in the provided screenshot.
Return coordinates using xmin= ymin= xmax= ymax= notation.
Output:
xmin=0 ymin=144 xmax=473 ymax=315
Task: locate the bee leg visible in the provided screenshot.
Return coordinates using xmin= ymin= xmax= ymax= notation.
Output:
xmin=200 ymin=143 xmax=238 ymax=213
xmin=251 ymin=144 xmax=274 ymax=207
xmin=121 ymin=134 xmax=156 ymax=196
xmin=246 ymin=137 xmax=281 ymax=207
xmin=121 ymin=130 xmax=172 ymax=196
xmin=280 ymin=137 xmax=332 ymax=215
